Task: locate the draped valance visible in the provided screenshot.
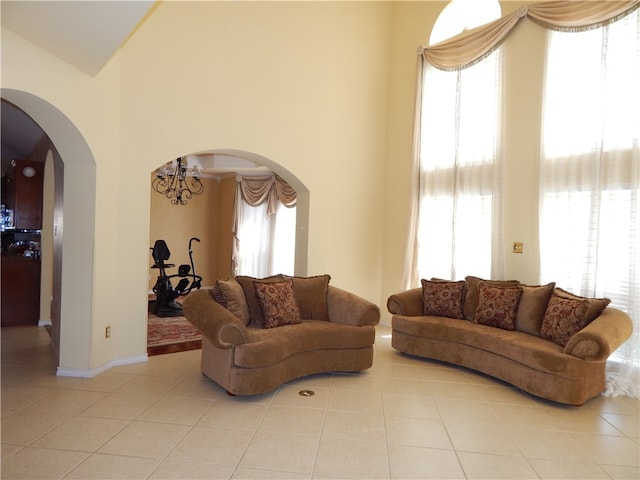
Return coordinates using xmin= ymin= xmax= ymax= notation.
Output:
xmin=236 ymin=175 xmax=297 ymax=216
xmin=422 ymin=0 xmax=640 ymax=70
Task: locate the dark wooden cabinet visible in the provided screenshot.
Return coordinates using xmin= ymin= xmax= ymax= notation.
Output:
xmin=2 ymin=160 xmax=44 ymax=230
xmin=1 ymin=256 xmax=41 ymax=326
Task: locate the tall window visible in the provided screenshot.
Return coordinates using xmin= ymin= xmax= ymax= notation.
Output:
xmin=417 ymin=5 xmax=503 ymax=281
xmin=539 ymin=9 xmax=640 ymax=367
xmin=415 ymin=0 xmax=502 ymax=282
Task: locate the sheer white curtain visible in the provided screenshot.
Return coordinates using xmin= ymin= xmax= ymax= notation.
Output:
xmin=233 ymin=178 xmax=296 ymax=277
xmin=415 ymin=48 xmax=504 ymax=282
xmin=539 ymin=9 xmax=640 ymax=396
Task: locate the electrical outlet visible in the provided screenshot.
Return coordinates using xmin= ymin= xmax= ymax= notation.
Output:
xmin=105 ymin=325 xmax=111 ymax=338
xmin=513 ymin=242 xmax=524 ymax=254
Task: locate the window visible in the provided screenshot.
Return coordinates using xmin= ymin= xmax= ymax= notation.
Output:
xmin=539 ymin=9 xmax=640 ymax=366
xmin=416 ymin=0 xmax=502 ymax=281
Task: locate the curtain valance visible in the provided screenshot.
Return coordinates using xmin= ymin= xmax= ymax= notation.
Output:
xmin=236 ymin=175 xmax=297 ymax=216
xmin=422 ymin=0 xmax=640 ymax=71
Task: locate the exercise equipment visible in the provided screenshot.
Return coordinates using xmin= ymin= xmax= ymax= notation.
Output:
xmin=150 ymin=237 xmax=202 ymax=317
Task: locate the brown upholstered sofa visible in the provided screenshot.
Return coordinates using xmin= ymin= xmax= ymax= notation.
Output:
xmin=182 ymin=275 xmax=380 ymax=395
xmin=387 ymin=277 xmax=633 ymax=405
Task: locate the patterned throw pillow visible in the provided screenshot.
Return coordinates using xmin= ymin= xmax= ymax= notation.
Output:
xmin=541 ymin=294 xmax=590 ymax=346
xmin=472 ymin=283 xmax=523 ymax=330
xmin=217 ymin=279 xmax=250 ymax=324
xmin=253 ymin=279 xmax=302 ymax=329
xmin=421 ymin=279 xmax=465 ymax=319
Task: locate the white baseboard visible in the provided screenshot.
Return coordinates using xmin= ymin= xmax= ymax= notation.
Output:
xmin=38 ymin=319 xmax=52 ymax=326
xmin=57 ymin=354 xmax=148 ymax=378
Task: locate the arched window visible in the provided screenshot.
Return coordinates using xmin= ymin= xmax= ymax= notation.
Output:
xmin=415 ymin=0 xmax=502 ymax=281
xmin=429 ymin=0 xmax=501 ymax=45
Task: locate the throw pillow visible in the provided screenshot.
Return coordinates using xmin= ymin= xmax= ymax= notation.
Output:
xmin=287 ymin=274 xmax=331 ymax=321
xmin=209 ymin=283 xmax=226 ymax=306
xmin=236 ymin=274 xmax=286 ymax=326
xmin=253 ymin=279 xmax=302 ymax=329
xmin=463 ymin=276 xmax=520 ymax=320
xmin=421 ymin=279 xmax=465 ymax=319
xmin=217 ymin=279 xmax=250 ymax=324
xmin=541 ymin=294 xmax=590 ymax=346
xmin=553 ymin=288 xmax=611 ymax=324
xmin=514 ymin=282 xmax=556 ymax=336
xmin=472 ymin=283 xmax=523 ymax=330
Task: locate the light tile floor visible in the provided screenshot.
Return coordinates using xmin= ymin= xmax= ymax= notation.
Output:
xmin=1 ymin=325 xmax=638 ymax=479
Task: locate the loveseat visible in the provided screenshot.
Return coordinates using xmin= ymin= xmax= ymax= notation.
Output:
xmin=182 ymin=274 xmax=380 ymax=395
xmin=387 ymin=277 xmax=633 ymax=405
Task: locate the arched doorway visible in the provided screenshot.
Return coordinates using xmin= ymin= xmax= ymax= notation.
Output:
xmin=149 ymin=149 xmax=309 ymax=283
xmin=1 ymin=88 xmax=96 ymax=373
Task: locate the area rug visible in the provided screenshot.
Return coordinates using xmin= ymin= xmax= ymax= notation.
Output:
xmin=147 ymin=312 xmax=201 ymax=356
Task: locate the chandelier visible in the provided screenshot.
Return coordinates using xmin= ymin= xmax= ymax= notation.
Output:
xmin=152 ymin=156 xmax=204 ymax=205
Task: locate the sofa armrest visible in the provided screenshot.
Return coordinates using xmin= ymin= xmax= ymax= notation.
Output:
xmin=327 ymin=285 xmax=380 ymax=327
xmin=182 ymin=289 xmax=248 ymax=349
xmin=563 ymin=307 xmax=633 ymax=361
xmin=387 ymin=288 xmax=423 ymax=316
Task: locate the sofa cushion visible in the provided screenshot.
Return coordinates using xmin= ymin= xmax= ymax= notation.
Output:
xmin=237 ymin=275 xmax=286 ymax=326
xmin=421 ymin=279 xmax=465 ymax=319
xmin=463 ymin=276 xmax=519 ymax=320
xmin=217 ymin=279 xmax=250 ymax=325
xmin=553 ymin=288 xmax=611 ymax=324
xmin=287 ymin=274 xmax=331 ymax=321
xmin=234 ymin=321 xmax=375 ymax=368
xmin=254 ymin=279 xmax=302 ymax=329
xmin=472 ymin=283 xmax=523 ymax=330
xmin=541 ymin=294 xmax=590 ymax=347
xmin=515 ymin=282 xmax=556 ymax=336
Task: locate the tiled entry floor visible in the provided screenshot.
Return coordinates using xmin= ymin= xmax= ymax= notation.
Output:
xmin=1 ymin=324 xmax=638 ymax=479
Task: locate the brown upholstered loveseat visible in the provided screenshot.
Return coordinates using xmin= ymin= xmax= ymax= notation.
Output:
xmin=182 ymin=275 xmax=380 ymax=395
xmin=387 ymin=277 xmax=633 ymax=405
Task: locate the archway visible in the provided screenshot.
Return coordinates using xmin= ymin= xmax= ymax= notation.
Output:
xmin=149 ymin=149 xmax=309 ymax=282
xmin=1 ymin=88 xmax=96 ymax=373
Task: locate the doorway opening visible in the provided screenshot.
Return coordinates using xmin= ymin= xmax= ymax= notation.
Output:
xmin=1 ymin=88 xmax=96 ymax=374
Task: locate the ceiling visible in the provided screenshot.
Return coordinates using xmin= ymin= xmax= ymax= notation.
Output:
xmin=1 ymin=1 xmax=268 ymax=177
xmin=1 ymin=1 xmax=156 ymax=77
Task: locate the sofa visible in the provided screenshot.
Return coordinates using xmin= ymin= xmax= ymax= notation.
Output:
xmin=182 ymin=274 xmax=380 ymax=395
xmin=387 ymin=277 xmax=633 ymax=405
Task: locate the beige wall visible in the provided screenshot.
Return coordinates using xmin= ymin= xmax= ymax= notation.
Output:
xmin=2 ymin=0 xmax=554 ymax=372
